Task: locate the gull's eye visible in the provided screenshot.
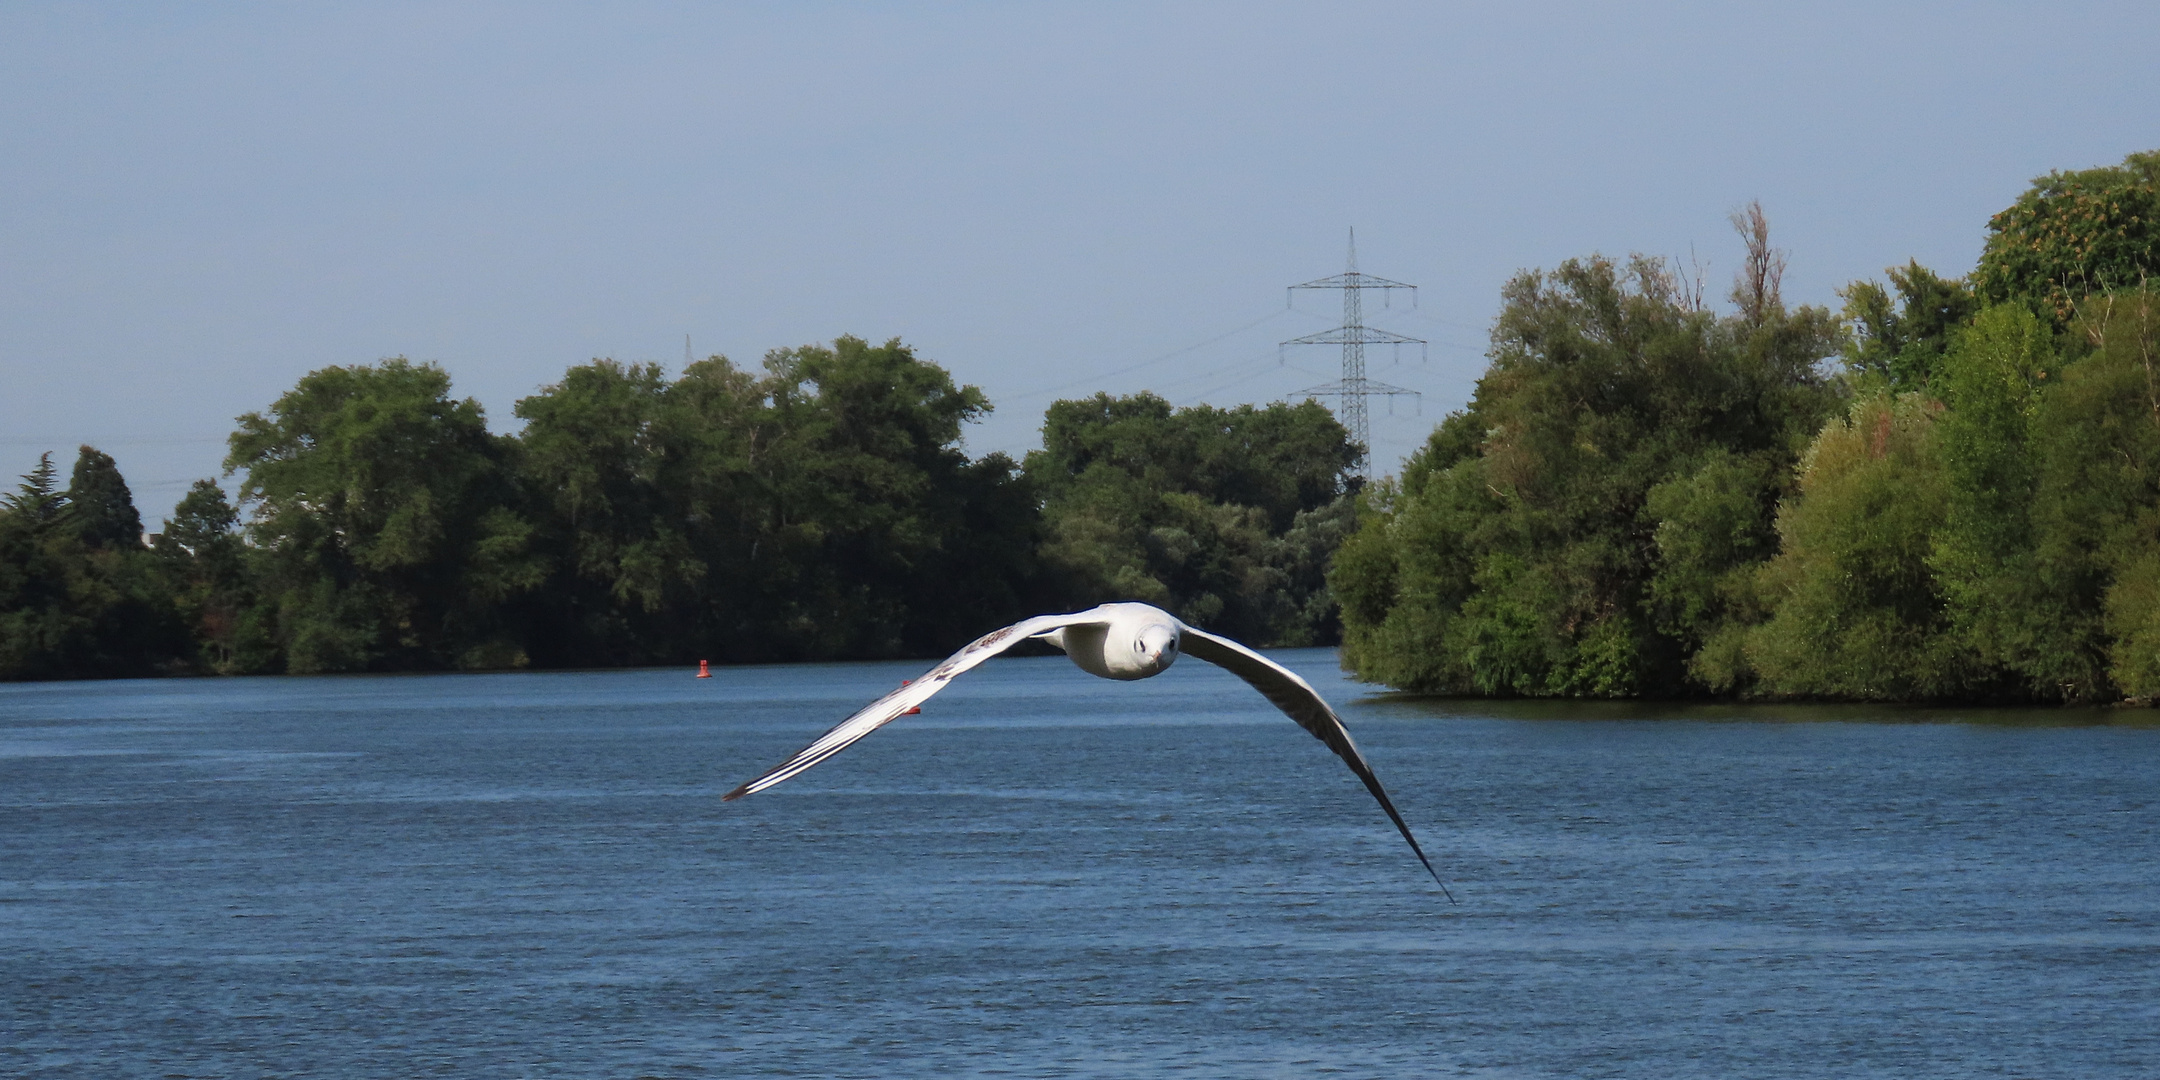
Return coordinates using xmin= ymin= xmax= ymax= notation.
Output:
xmin=1133 ymin=639 xmax=1143 ymax=652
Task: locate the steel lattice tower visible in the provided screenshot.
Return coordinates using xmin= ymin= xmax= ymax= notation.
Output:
xmin=1282 ymin=229 xmax=1423 ymax=477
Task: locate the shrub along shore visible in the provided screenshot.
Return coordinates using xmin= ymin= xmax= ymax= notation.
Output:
xmin=6 ymin=151 xmax=2157 ymax=702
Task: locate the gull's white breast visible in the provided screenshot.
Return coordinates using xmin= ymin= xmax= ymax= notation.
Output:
xmin=1044 ymin=602 xmax=1180 ymax=680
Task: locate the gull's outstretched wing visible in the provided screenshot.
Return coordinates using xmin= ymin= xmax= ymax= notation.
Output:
xmin=1177 ymin=626 xmax=1453 ymax=900
xmin=723 ymin=612 xmax=1107 ymax=801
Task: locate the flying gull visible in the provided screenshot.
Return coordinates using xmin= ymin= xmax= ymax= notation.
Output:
xmin=724 ymin=602 xmax=1450 ymax=896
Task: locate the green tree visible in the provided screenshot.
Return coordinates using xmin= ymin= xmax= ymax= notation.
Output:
xmin=0 ymin=450 xmax=187 ymax=678
xmin=750 ymin=336 xmax=1036 ymax=659
xmin=0 ymin=454 xmax=89 ymax=677
xmin=1738 ymin=393 xmax=1986 ymax=699
xmin=513 ymin=359 xmax=701 ymax=663
xmin=1029 ymin=392 xmax=1359 ymax=531
xmin=1642 ymin=449 xmax=1784 ymax=688
xmin=514 ymin=338 xmax=1039 ymax=665
xmin=1974 ymin=149 xmax=2160 ymax=326
xmin=1742 ymin=293 xmax=2160 ymax=703
xmin=1332 ymin=247 xmax=1843 ymax=695
xmin=1839 ymin=261 xmax=1979 ymax=390
xmin=228 ymin=358 xmax=545 ymax=672
xmin=3 ymin=453 xmax=66 ymax=526
xmin=649 ymin=354 xmax=788 ymax=661
xmin=156 ymin=479 xmax=268 ymax=673
xmin=67 ymin=446 xmax=143 ymax=549
xmin=1024 ymin=392 xmax=1359 ymax=645
xmin=1922 ymin=304 xmax=2107 ymax=699
xmin=2028 ymin=291 xmax=2160 ymax=697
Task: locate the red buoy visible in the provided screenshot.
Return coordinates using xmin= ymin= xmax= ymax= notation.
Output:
xmin=696 ymin=659 xmax=711 ymax=678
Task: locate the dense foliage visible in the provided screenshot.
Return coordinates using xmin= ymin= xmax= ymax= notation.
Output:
xmin=228 ymin=358 xmax=542 ymax=673
xmin=1336 ymin=151 xmax=2160 ymax=703
xmin=0 ymin=451 xmax=187 ymax=678
xmin=1974 ymin=150 xmax=2160 ymax=326
xmin=1723 ymin=295 xmax=2160 ymax=702
xmin=1838 ymin=261 xmax=1977 ymax=390
xmin=1024 ymin=392 xmax=1358 ymax=646
xmin=1330 ymin=246 xmax=1843 ymax=696
xmin=1 ymin=339 xmax=1357 ymax=678
xmin=510 ymin=339 xmax=1045 ymax=666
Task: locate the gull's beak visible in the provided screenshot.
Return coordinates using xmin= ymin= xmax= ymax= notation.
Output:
xmin=1140 ymin=625 xmax=1178 ymax=665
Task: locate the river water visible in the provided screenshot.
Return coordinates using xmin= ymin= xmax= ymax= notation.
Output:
xmin=2 ymin=649 xmax=2155 ymax=1078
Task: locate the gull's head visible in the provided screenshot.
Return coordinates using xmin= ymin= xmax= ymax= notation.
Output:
xmin=1137 ymin=623 xmax=1179 ymax=669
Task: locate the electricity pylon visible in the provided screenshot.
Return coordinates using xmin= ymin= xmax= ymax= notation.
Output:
xmin=1282 ymin=229 xmax=1423 ymax=477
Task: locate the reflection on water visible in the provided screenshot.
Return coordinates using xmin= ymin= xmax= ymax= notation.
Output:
xmin=1372 ymin=691 xmax=2160 ymax=728
xmin=2 ymin=652 xmax=2155 ymax=1078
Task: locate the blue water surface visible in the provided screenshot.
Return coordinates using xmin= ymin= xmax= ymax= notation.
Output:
xmin=2 ymin=650 xmax=2156 ymax=1078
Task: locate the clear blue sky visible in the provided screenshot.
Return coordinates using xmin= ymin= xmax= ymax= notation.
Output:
xmin=4 ymin=2 xmax=2156 ymax=516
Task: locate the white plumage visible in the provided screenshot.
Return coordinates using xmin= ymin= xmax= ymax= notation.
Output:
xmin=724 ymin=602 xmax=1449 ymax=895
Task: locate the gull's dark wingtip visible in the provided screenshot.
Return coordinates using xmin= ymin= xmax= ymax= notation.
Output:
xmin=1404 ymin=843 xmax=1457 ymax=904
xmin=721 ymin=783 xmax=751 ymax=802
xmin=1355 ymin=772 xmax=1458 ymax=903
xmin=1427 ymin=864 xmax=1458 ymax=905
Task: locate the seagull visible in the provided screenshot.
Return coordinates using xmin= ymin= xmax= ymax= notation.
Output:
xmin=723 ymin=601 xmax=1450 ymax=896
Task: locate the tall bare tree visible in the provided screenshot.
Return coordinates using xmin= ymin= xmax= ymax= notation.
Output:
xmin=1730 ymin=200 xmax=1787 ymax=324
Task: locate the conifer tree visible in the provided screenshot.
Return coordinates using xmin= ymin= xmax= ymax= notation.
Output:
xmin=2 ymin=452 xmax=67 ymax=529
xmin=67 ymin=446 xmax=142 ymax=549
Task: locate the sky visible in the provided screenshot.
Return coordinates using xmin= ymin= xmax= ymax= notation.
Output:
xmin=4 ymin=1 xmax=2157 ymax=516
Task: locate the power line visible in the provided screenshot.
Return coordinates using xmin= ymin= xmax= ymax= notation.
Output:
xmin=0 ymin=436 xmax=227 ymax=445
xmin=1004 ymin=307 xmax=1296 ymax=404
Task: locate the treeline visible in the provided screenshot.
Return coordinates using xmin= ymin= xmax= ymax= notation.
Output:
xmin=16 ymin=149 xmax=2156 ymax=701
xmin=0 ymin=337 xmax=1360 ymax=679
xmin=1336 ymin=151 xmax=2160 ymax=703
